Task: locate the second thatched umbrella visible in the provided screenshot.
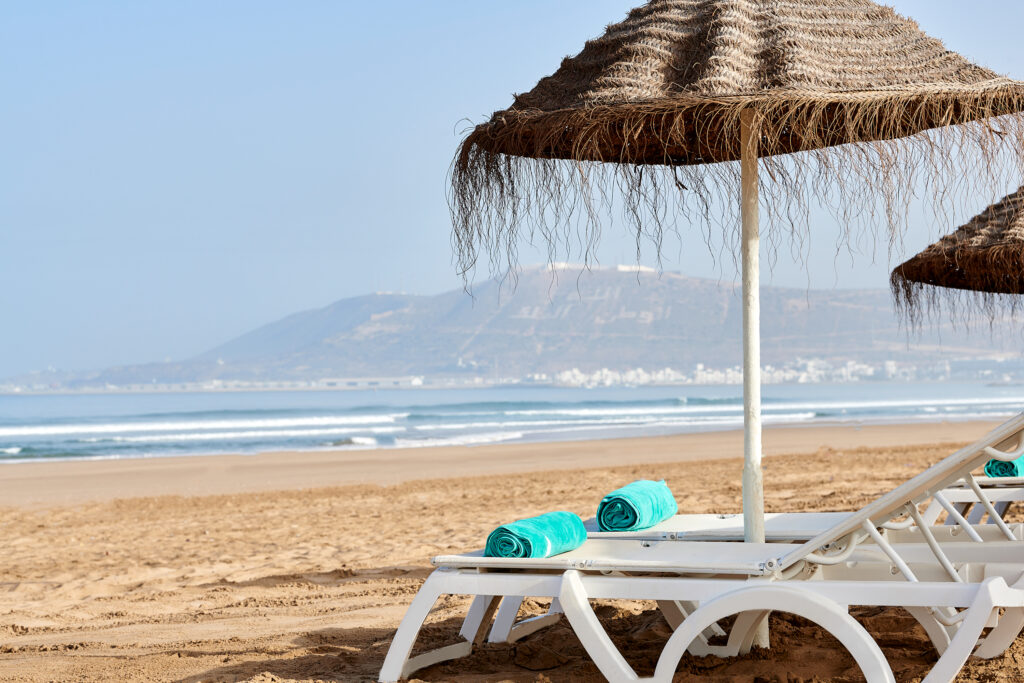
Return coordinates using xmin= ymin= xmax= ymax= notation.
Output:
xmin=452 ymin=0 xmax=1024 ymax=568
xmin=893 ymin=185 xmax=1024 ymax=319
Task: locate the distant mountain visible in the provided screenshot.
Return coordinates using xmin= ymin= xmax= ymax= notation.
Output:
xmin=31 ymin=266 xmax=1023 ymax=387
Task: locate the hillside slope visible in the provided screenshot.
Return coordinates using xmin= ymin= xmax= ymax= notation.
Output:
xmin=85 ymin=266 xmax=1013 ymax=384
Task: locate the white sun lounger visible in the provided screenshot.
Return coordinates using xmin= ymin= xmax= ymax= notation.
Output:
xmin=587 ymin=439 xmax=1024 ymax=544
xmin=926 ymin=476 xmax=1024 ymax=524
xmin=585 ymin=511 xmax=1024 ymax=544
xmin=379 ymin=413 xmax=1024 ymax=683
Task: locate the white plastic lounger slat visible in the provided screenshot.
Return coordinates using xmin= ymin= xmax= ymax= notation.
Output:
xmin=434 ymin=539 xmax=778 ymax=575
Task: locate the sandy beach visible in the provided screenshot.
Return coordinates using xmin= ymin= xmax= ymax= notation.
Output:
xmin=3 ymin=420 xmax=1024 ymax=682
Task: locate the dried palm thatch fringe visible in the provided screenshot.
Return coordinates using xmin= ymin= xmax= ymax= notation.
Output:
xmin=892 ymin=186 xmax=1024 ymax=325
xmin=450 ymin=0 xmax=1024 ymax=283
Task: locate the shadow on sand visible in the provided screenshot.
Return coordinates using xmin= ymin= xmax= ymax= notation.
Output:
xmin=179 ymin=603 xmax=942 ymax=682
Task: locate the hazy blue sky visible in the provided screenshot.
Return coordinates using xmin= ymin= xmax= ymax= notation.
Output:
xmin=3 ymin=1 xmax=1024 ymax=377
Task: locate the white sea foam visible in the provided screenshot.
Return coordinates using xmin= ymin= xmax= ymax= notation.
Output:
xmin=0 ymin=414 xmax=409 ymax=438
xmin=393 ymin=431 xmax=524 ymax=448
xmin=410 ymin=412 xmax=820 ymax=444
xmin=90 ymin=425 xmax=404 ymax=443
xmin=413 ymin=413 xmax=808 ymax=434
xmin=0 ymin=447 xmax=23 ymax=455
xmin=413 ymin=418 xmax=642 ymax=431
xmin=505 ymin=405 xmax=741 ymax=417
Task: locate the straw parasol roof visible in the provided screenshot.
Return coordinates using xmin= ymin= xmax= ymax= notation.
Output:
xmin=464 ymin=2 xmax=1018 ymax=164
xmin=892 ymin=185 xmax=1024 ymax=319
xmin=452 ymin=0 xmax=1024 ymax=275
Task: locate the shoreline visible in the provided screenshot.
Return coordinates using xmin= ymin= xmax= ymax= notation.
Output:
xmin=0 ymin=419 xmax=998 ymax=508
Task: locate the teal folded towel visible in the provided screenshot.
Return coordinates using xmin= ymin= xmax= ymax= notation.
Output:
xmin=484 ymin=511 xmax=586 ymax=558
xmin=598 ymin=479 xmax=678 ymax=531
xmin=985 ymin=456 xmax=1024 ymax=478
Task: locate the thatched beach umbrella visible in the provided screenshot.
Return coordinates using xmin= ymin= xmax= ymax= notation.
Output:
xmin=451 ymin=0 xmax=1024 ymax=563
xmin=892 ymin=185 xmax=1024 ymax=318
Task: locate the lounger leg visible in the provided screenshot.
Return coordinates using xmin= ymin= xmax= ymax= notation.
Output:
xmin=921 ymin=499 xmax=945 ymax=526
xmin=458 ymin=595 xmax=500 ymax=640
xmin=905 ymin=606 xmax=953 ymax=655
xmin=993 ymin=501 xmax=1010 ymax=523
xmin=488 ymin=597 xmax=564 ymax=644
xmin=559 ymin=570 xmax=641 ymax=682
xmin=653 ymin=586 xmax=894 ymax=683
xmin=973 ymin=606 xmax=1024 ymax=659
xmin=922 ymin=578 xmax=1002 ymax=683
xmin=725 ymin=610 xmax=771 ymax=655
xmin=657 ymin=600 xmax=727 ymax=639
xmin=379 ymin=571 xmax=447 ymax=682
xmin=966 ymin=503 xmax=986 ymax=525
xmin=378 ymin=572 xmax=500 ymax=683
xmin=684 ymin=608 xmax=769 ymax=658
xmin=657 ymin=600 xmax=685 ymax=630
xmin=488 ymin=596 xmax=523 ymax=642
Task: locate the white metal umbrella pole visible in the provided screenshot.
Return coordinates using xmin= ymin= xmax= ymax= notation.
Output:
xmin=740 ymin=109 xmax=768 ymax=648
xmin=740 ymin=110 xmax=765 ymax=545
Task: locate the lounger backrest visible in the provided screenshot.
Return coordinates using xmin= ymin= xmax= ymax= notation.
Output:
xmin=775 ymin=412 xmax=1024 ymax=571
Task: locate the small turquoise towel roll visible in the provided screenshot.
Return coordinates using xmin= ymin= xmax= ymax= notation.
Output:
xmin=598 ymin=480 xmax=678 ymax=531
xmin=484 ymin=511 xmax=586 ymax=558
xmin=985 ymin=456 xmax=1024 ymax=478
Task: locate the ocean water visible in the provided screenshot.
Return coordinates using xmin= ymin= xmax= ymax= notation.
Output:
xmin=1 ymin=382 xmax=1023 ymax=463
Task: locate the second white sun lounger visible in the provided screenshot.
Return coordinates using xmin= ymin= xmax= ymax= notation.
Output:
xmin=587 ymin=423 xmax=1024 ymax=543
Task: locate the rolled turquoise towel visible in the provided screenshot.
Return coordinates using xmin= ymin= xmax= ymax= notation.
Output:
xmin=985 ymin=456 xmax=1024 ymax=478
xmin=598 ymin=480 xmax=678 ymax=531
xmin=484 ymin=511 xmax=586 ymax=558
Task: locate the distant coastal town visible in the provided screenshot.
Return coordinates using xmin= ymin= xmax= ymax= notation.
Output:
xmin=5 ymin=356 xmax=1024 ymax=394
